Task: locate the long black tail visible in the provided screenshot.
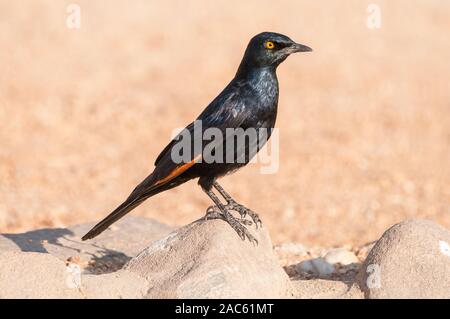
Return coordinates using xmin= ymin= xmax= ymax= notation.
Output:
xmin=81 ymin=196 xmax=147 ymax=241
xmin=82 ymin=175 xmax=159 ymax=241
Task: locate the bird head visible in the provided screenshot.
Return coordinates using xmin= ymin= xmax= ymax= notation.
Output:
xmin=238 ymin=32 xmax=312 ymax=71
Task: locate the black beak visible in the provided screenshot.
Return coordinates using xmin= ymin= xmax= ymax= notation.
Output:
xmin=289 ymin=42 xmax=313 ymax=53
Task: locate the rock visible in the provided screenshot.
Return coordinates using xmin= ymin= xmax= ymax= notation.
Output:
xmin=0 ymin=216 xmax=173 ymax=274
xmin=297 ymin=258 xmax=335 ymax=277
xmin=357 ymin=219 xmax=450 ymax=298
xmin=324 ymin=248 xmax=359 ymax=266
xmin=125 ymin=219 xmax=290 ymax=298
xmin=80 ymin=271 xmax=147 ymax=299
xmin=0 ymin=216 xmax=172 ymax=298
xmin=5 ymin=215 xmax=373 ymax=299
xmin=290 ymin=279 xmax=363 ymax=299
xmin=0 ymin=251 xmax=81 ymax=298
xmin=1 ymin=216 xmax=290 ymax=298
xmin=0 ymin=251 xmax=147 ymax=298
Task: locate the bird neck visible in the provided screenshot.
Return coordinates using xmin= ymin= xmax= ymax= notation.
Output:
xmin=235 ymin=64 xmax=278 ymax=85
xmin=234 ymin=65 xmax=279 ymax=112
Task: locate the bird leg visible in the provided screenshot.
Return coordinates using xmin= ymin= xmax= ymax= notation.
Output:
xmin=212 ymin=181 xmax=262 ymax=228
xmin=202 ymin=188 xmax=258 ymax=245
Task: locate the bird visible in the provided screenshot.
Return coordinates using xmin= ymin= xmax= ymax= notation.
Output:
xmin=82 ymin=32 xmax=312 ymax=244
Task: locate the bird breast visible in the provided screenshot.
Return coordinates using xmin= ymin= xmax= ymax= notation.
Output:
xmin=249 ymin=69 xmax=279 ymax=109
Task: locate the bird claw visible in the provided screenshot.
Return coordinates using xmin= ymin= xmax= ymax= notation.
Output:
xmin=225 ymin=201 xmax=262 ymax=229
xmin=235 ymin=224 xmax=258 ymax=246
xmin=206 ymin=205 xmax=252 ymax=225
xmin=204 ymin=205 xmax=258 ymax=245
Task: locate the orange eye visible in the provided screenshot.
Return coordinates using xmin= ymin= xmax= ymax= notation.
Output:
xmin=265 ymin=41 xmax=275 ymax=49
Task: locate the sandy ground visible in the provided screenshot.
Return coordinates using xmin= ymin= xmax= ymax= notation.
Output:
xmin=1 ymin=1 xmax=449 ymax=246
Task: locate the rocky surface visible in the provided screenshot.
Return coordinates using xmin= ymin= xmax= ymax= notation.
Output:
xmin=0 ymin=216 xmax=173 ymax=274
xmin=0 ymin=251 xmax=147 ymax=298
xmin=1 ymin=217 xmax=449 ymax=298
xmin=126 ymin=220 xmax=290 ymax=298
xmin=276 ymin=242 xmax=370 ymax=282
xmin=0 ymin=216 xmax=171 ymax=298
xmin=357 ymin=219 xmax=450 ymax=298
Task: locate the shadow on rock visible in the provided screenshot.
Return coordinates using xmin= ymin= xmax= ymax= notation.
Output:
xmin=2 ymin=228 xmax=131 ymax=274
xmin=3 ymin=228 xmax=75 ymax=253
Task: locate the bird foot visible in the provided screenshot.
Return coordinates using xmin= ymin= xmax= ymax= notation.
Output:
xmin=204 ymin=205 xmax=258 ymax=245
xmin=224 ymin=200 xmax=262 ymax=229
xmin=205 ymin=206 xmax=253 ymax=226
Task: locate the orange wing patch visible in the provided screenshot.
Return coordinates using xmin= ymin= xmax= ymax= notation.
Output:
xmin=153 ymin=154 xmax=202 ymax=187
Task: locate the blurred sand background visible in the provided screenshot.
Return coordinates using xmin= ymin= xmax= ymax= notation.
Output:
xmin=0 ymin=0 xmax=449 ymax=246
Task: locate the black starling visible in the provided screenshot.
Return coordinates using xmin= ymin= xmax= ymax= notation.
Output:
xmin=82 ymin=32 xmax=312 ymax=244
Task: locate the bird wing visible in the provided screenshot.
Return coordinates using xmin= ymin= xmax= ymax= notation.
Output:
xmin=154 ymin=122 xmax=195 ymax=166
xmin=154 ymin=81 xmax=254 ymax=169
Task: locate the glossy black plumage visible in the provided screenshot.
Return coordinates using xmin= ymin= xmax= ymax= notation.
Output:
xmin=82 ymin=32 xmax=312 ymax=242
